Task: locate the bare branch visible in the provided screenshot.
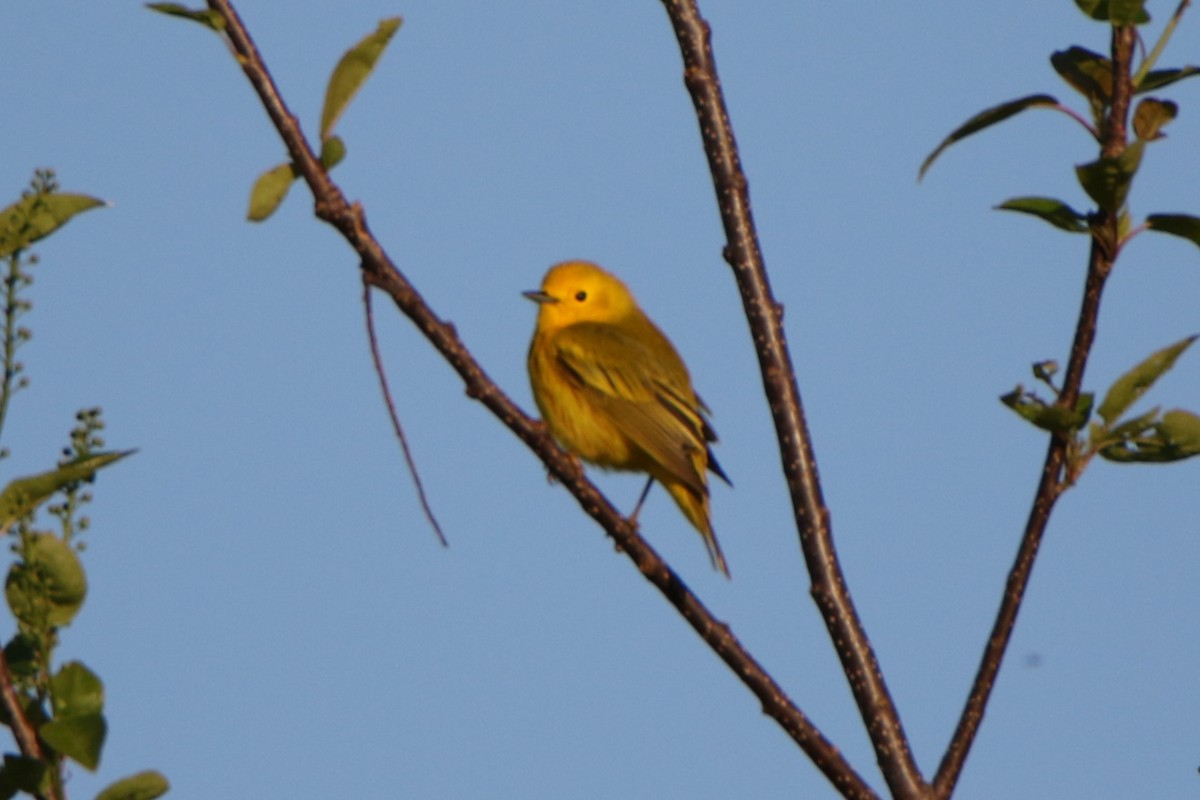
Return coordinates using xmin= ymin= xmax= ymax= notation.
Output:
xmin=657 ymin=2 xmax=927 ymax=797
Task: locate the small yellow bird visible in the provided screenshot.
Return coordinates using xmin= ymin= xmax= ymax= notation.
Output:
xmin=524 ymin=260 xmax=731 ymax=576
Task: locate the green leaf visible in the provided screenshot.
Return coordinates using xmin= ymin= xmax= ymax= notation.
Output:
xmin=1146 ymin=214 xmax=1200 ymax=251
xmin=1099 ymin=408 xmax=1200 ymax=462
xmin=320 ymin=135 xmax=347 ymax=170
xmin=0 ymin=192 xmax=107 ymax=260
xmin=144 ymin=2 xmax=225 ymax=30
xmin=0 ymin=450 xmax=134 ymax=527
xmin=1132 ymin=97 xmax=1177 ymax=140
xmin=996 ymin=197 xmax=1089 ymax=232
xmin=919 ymin=94 xmax=1058 ymax=180
xmin=1074 ymin=0 xmax=1150 ymax=23
xmin=52 ymin=661 xmax=105 ymax=718
xmin=1050 ymin=47 xmax=1111 ymax=108
xmin=1104 ymin=405 xmax=1161 ymax=441
xmin=1001 ymin=386 xmax=1092 ymax=434
xmin=1159 ymin=409 xmax=1200 ymax=455
xmin=3 ymin=634 xmax=37 ymax=681
xmin=95 ymin=771 xmax=171 ymax=800
xmin=246 ymin=163 xmax=298 ymax=223
xmin=6 ymin=534 xmax=88 ymax=628
xmin=1075 ymin=140 xmax=1143 ymax=211
xmin=0 ymin=755 xmax=49 ymax=799
xmin=40 ymin=712 xmax=106 ymax=771
xmin=1137 ymin=65 xmax=1200 ymax=94
xmin=320 ymin=17 xmax=402 ymax=141
xmin=1097 ymin=335 xmax=1197 ymax=423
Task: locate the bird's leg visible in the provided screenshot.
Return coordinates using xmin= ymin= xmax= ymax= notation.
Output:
xmin=628 ymin=477 xmax=656 ymax=528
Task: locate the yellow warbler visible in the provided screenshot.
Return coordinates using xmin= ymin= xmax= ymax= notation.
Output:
xmin=524 ymin=260 xmax=731 ymax=576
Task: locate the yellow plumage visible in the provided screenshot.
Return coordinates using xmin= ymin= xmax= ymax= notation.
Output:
xmin=524 ymin=260 xmax=731 ymax=576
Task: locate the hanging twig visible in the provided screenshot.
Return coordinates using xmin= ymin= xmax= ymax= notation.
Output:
xmin=362 ymin=278 xmax=448 ymax=547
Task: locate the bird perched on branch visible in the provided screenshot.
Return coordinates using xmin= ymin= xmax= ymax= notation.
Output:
xmin=524 ymin=260 xmax=731 ymax=576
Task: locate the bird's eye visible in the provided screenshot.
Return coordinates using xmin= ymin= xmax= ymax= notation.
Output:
xmin=574 ymin=290 xmax=587 ymax=302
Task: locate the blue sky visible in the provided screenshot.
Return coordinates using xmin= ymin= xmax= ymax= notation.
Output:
xmin=5 ymin=2 xmax=1200 ymax=798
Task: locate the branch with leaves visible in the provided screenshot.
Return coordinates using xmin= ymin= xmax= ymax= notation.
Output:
xmin=922 ymin=3 xmax=1199 ymax=795
xmin=0 ymin=174 xmax=167 ymax=800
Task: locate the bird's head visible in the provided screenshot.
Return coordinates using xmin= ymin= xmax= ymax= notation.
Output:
xmin=523 ymin=260 xmax=638 ymax=331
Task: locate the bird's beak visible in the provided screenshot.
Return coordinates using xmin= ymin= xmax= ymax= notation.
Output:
xmin=522 ymin=290 xmax=558 ymax=304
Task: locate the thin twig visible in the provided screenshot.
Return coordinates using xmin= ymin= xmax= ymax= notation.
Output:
xmin=1052 ymin=102 xmax=1100 ymax=140
xmin=362 ymin=279 xmax=448 ymax=547
xmin=202 ymin=2 xmax=875 ymax=795
xmin=933 ymin=25 xmax=1137 ymax=798
xmin=1133 ymin=0 xmax=1192 ymax=86
xmin=657 ymin=2 xmax=927 ymax=797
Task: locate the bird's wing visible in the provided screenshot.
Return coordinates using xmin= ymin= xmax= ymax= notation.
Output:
xmin=552 ymin=323 xmax=709 ymax=493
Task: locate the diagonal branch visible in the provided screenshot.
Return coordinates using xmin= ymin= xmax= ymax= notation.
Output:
xmin=657 ymin=2 xmax=928 ymax=798
xmin=202 ymin=1 xmax=876 ymax=795
xmin=933 ymin=24 xmax=1137 ymax=797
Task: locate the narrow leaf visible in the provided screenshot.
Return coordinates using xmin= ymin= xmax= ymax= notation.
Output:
xmin=247 ymin=163 xmax=298 ymax=223
xmin=1099 ymin=410 xmax=1200 ymax=462
xmin=1132 ymin=97 xmax=1177 ymax=140
xmin=40 ymin=713 xmax=106 ymax=771
xmin=1146 ymin=214 xmax=1200 ymax=251
xmin=1104 ymin=405 xmax=1160 ymax=441
xmin=1075 ymin=140 xmax=1143 ymax=211
xmin=1097 ymin=335 xmax=1197 ymax=423
xmin=996 ymin=197 xmax=1089 ymax=232
xmin=0 ymin=193 xmax=108 ymax=260
xmin=95 ymin=771 xmax=171 ymax=800
xmin=1137 ymin=65 xmax=1200 ymax=94
xmin=320 ymin=17 xmax=402 ymax=141
xmin=0 ymin=451 xmax=134 ymax=526
xmin=1001 ymin=387 xmax=1091 ymax=434
xmin=919 ymin=94 xmax=1058 ymax=180
xmin=1051 ymin=47 xmax=1112 ymax=108
xmin=144 ymin=2 xmax=226 ymax=30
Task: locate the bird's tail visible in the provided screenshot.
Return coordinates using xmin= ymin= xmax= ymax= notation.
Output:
xmin=663 ymin=479 xmax=730 ymax=578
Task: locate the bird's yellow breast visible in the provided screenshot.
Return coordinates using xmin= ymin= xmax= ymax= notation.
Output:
xmin=527 ymin=331 xmax=646 ymax=471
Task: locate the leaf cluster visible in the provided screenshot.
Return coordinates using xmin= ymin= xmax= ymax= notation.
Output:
xmin=920 ymin=4 xmax=1200 ymax=254
xmin=1003 ymin=336 xmax=1200 ymax=485
xmin=147 ymin=5 xmax=400 ymax=221
xmin=922 ymin=4 xmax=1200 ymax=484
xmin=0 ymin=176 xmax=165 ymax=800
